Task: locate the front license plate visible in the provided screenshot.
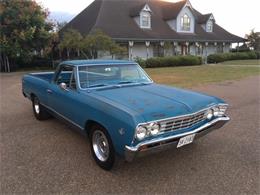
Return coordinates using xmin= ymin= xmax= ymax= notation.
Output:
xmin=177 ymin=134 xmax=196 ymax=148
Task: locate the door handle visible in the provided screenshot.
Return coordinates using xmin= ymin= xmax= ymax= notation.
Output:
xmin=47 ymin=89 xmax=53 ymax=94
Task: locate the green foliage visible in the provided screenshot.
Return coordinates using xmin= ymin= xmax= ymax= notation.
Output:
xmin=58 ymin=29 xmax=126 ymax=59
xmin=208 ymin=52 xmax=258 ymax=63
xmin=134 ymin=57 xmax=146 ymax=67
xmin=81 ymin=29 xmax=125 ymax=59
xmin=145 ymin=56 xmax=202 ymax=68
xmin=58 ymin=29 xmax=82 ymax=58
xmin=0 ymin=0 xmax=54 ymax=63
xmin=245 ymin=30 xmax=260 ymax=51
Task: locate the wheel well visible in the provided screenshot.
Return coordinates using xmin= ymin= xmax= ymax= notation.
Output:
xmin=85 ymin=120 xmax=105 ymax=137
xmin=30 ymin=93 xmax=36 ymax=100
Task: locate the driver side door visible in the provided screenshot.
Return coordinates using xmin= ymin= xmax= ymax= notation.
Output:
xmin=47 ymin=64 xmax=80 ymax=124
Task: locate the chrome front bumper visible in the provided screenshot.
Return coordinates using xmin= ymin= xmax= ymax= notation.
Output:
xmin=125 ymin=116 xmax=230 ymax=162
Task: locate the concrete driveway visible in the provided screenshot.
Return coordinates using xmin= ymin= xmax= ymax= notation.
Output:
xmin=1 ymin=73 xmax=259 ymax=194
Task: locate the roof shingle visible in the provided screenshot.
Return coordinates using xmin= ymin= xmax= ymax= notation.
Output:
xmin=62 ymin=0 xmax=244 ymax=43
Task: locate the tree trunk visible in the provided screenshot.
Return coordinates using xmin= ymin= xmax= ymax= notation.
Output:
xmin=6 ymin=55 xmax=10 ymax=72
xmin=77 ymin=49 xmax=80 ymax=57
xmin=67 ymin=49 xmax=70 ymax=59
xmin=0 ymin=53 xmax=10 ymax=72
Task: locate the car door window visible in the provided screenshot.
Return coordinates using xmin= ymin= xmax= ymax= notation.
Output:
xmin=55 ymin=65 xmax=77 ymax=90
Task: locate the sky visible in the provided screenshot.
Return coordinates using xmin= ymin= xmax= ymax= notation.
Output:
xmin=36 ymin=0 xmax=260 ymax=38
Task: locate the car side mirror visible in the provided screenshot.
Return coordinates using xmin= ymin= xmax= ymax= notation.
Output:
xmin=59 ymin=83 xmax=69 ymax=91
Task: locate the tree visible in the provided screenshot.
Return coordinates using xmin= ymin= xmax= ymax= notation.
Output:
xmin=58 ymin=29 xmax=83 ymax=59
xmin=0 ymin=0 xmax=54 ymax=72
xmin=245 ymin=29 xmax=260 ymax=51
xmin=82 ymin=29 xmax=126 ymax=59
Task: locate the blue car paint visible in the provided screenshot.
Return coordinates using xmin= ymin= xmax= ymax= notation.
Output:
xmin=22 ymin=60 xmax=226 ymax=156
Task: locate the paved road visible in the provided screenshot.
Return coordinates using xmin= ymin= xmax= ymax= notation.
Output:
xmin=1 ymin=73 xmax=259 ymax=194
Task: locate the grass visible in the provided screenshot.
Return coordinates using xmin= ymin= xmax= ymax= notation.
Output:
xmin=145 ymin=64 xmax=260 ymax=88
xmin=14 ymin=59 xmax=260 ymax=88
xmin=219 ymin=59 xmax=260 ymax=65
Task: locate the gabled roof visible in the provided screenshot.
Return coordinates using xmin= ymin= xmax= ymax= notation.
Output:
xmin=62 ymin=0 xmax=244 ymax=43
xmin=197 ymin=13 xmax=213 ymax=24
xmin=160 ymin=0 xmax=187 ymax=20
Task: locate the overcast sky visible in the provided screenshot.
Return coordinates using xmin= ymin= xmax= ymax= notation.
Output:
xmin=36 ymin=0 xmax=260 ymax=38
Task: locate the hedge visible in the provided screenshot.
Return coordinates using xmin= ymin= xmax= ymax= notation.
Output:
xmin=208 ymin=51 xmax=258 ymax=63
xmin=144 ymin=55 xmax=202 ymax=68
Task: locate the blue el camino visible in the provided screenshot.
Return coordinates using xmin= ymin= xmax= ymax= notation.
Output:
xmin=22 ymin=60 xmax=230 ymax=170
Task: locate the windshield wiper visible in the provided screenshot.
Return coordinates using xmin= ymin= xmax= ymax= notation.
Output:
xmin=88 ymin=84 xmax=108 ymax=88
xmin=117 ymin=81 xmax=136 ymax=85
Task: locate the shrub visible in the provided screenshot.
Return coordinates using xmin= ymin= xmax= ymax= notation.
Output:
xmin=208 ymin=51 xmax=257 ymax=63
xmin=145 ymin=55 xmax=202 ymax=68
xmin=134 ymin=57 xmax=146 ymax=67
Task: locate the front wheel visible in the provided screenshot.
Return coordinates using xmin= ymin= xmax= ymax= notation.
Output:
xmin=32 ymin=96 xmax=51 ymax=120
xmin=89 ymin=124 xmax=115 ymax=170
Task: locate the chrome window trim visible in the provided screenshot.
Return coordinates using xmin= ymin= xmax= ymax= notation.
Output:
xmin=76 ymin=63 xmax=154 ymax=90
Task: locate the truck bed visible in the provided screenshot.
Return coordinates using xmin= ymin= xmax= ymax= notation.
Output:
xmin=29 ymin=72 xmax=55 ymax=82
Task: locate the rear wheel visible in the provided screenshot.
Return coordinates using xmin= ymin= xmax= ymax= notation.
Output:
xmin=89 ymin=124 xmax=115 ymax=170
xmin=32 ymin=96 xmax=51 ymax=120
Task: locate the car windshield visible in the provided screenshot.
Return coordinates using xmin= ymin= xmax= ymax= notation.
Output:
xmin=78 ymin=64 xmax=152 ymax=89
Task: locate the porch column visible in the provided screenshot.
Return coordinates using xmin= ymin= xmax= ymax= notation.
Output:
xmin=160 ymin=41 xmax=164 ymax=57
xmin=173 ymin=42 xmax=178 ymax=55
xmin=222 ymin=42 xmax=226 ymax=53
xmin=214 ymin=42 xmax=218 ymax=53
xmin=145 ymin=41 xmax=150 ymax=59
xmin=129 ymin=41 xmax=134 ymax=60
xmin=185 ymin=42 xmax=190 ymax=55
xmin=195 ymin=42 xmax=200 ymax=55
xmin=237 ymin=42 xmax=240 ymax=52
xmin=205 ymin=42 xmax=209 ymax=64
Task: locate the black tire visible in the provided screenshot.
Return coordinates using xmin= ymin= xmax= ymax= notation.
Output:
xmin=32 ymin=96 xmax=51 ymax=120
xmin=89 ymin=124 xmax=115 ymax=170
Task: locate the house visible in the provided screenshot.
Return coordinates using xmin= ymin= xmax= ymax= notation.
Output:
xmin=63 ymin=0 xmax=245 ymax=60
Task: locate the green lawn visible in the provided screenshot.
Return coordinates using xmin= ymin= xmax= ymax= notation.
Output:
xmin=219 ymin=59 xmax=260 ymax=65
xmin=145 ymin=64 xmax=260 ymax=88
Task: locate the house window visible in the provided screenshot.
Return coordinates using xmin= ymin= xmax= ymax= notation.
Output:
xmin=181 ymin=14 xmax=190 ymax=31
xmin=206 ymin=20 xmax=213 ymax=32
xmin=140 ymin=12 xmax=151 ymax=28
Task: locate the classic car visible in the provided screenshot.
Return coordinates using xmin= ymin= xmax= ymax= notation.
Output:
xmin=22 ymin=60 xmax=230 ymax=170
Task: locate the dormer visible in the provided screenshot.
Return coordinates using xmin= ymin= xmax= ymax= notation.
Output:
xmin=130 ymin=4 xmax=152 ymax=29
xmin=165 ymin=0 xmax=195 ymax=33
xmin=198 ymin=14 xmax=215 ymax=32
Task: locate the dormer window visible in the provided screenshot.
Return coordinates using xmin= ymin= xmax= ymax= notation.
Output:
xmin=206 ymin=20 xmax=213 ymax=32
xmin=181 ymin=14 xmax=190 ymax=31
xmin=140 ymin=11 xmax=151 ymax=29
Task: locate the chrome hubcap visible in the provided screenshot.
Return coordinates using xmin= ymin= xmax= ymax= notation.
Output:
xmin=34 ymin=99 xmax=40 ymax=114
xmin=92 ymin=130 xmax=109 ymax=162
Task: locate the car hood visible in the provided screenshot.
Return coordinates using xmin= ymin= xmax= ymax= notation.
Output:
xmin=90 ymin=84 xmax=224 ymax=122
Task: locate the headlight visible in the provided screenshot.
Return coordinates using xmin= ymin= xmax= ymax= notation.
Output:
xmin=148 ymin=123 xmax=160 ymax=135
xmin=136 ymin=126 xmax=147 ymax=140
xmin=213 ymin=107 xmax=220 ymax=117
xmin=218 ymin=105 xmax=228 ymax=116
xmin=205 ymin=109 xmax=214 ymax=120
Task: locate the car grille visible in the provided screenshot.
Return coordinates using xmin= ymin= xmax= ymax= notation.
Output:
xmin=159 ymin=110 xmax=206 ymax=132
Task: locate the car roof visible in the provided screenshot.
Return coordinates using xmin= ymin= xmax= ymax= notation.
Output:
xmin=61 ymin=59 xmax=136 ymax=66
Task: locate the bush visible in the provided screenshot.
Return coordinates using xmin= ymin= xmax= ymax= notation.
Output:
xmin=134 ymin=57 xmax=146 ymax=67
xmin=208 ymin=51 xmax=257 ymax=63
xmin=145 ymin=55 xmax=202 ymax=68
xmin=15 ymin=56 xmax=53 ymax=69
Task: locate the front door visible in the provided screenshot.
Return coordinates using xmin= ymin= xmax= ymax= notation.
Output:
xmin=47 ymin=65 xmax=82 ymax=126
